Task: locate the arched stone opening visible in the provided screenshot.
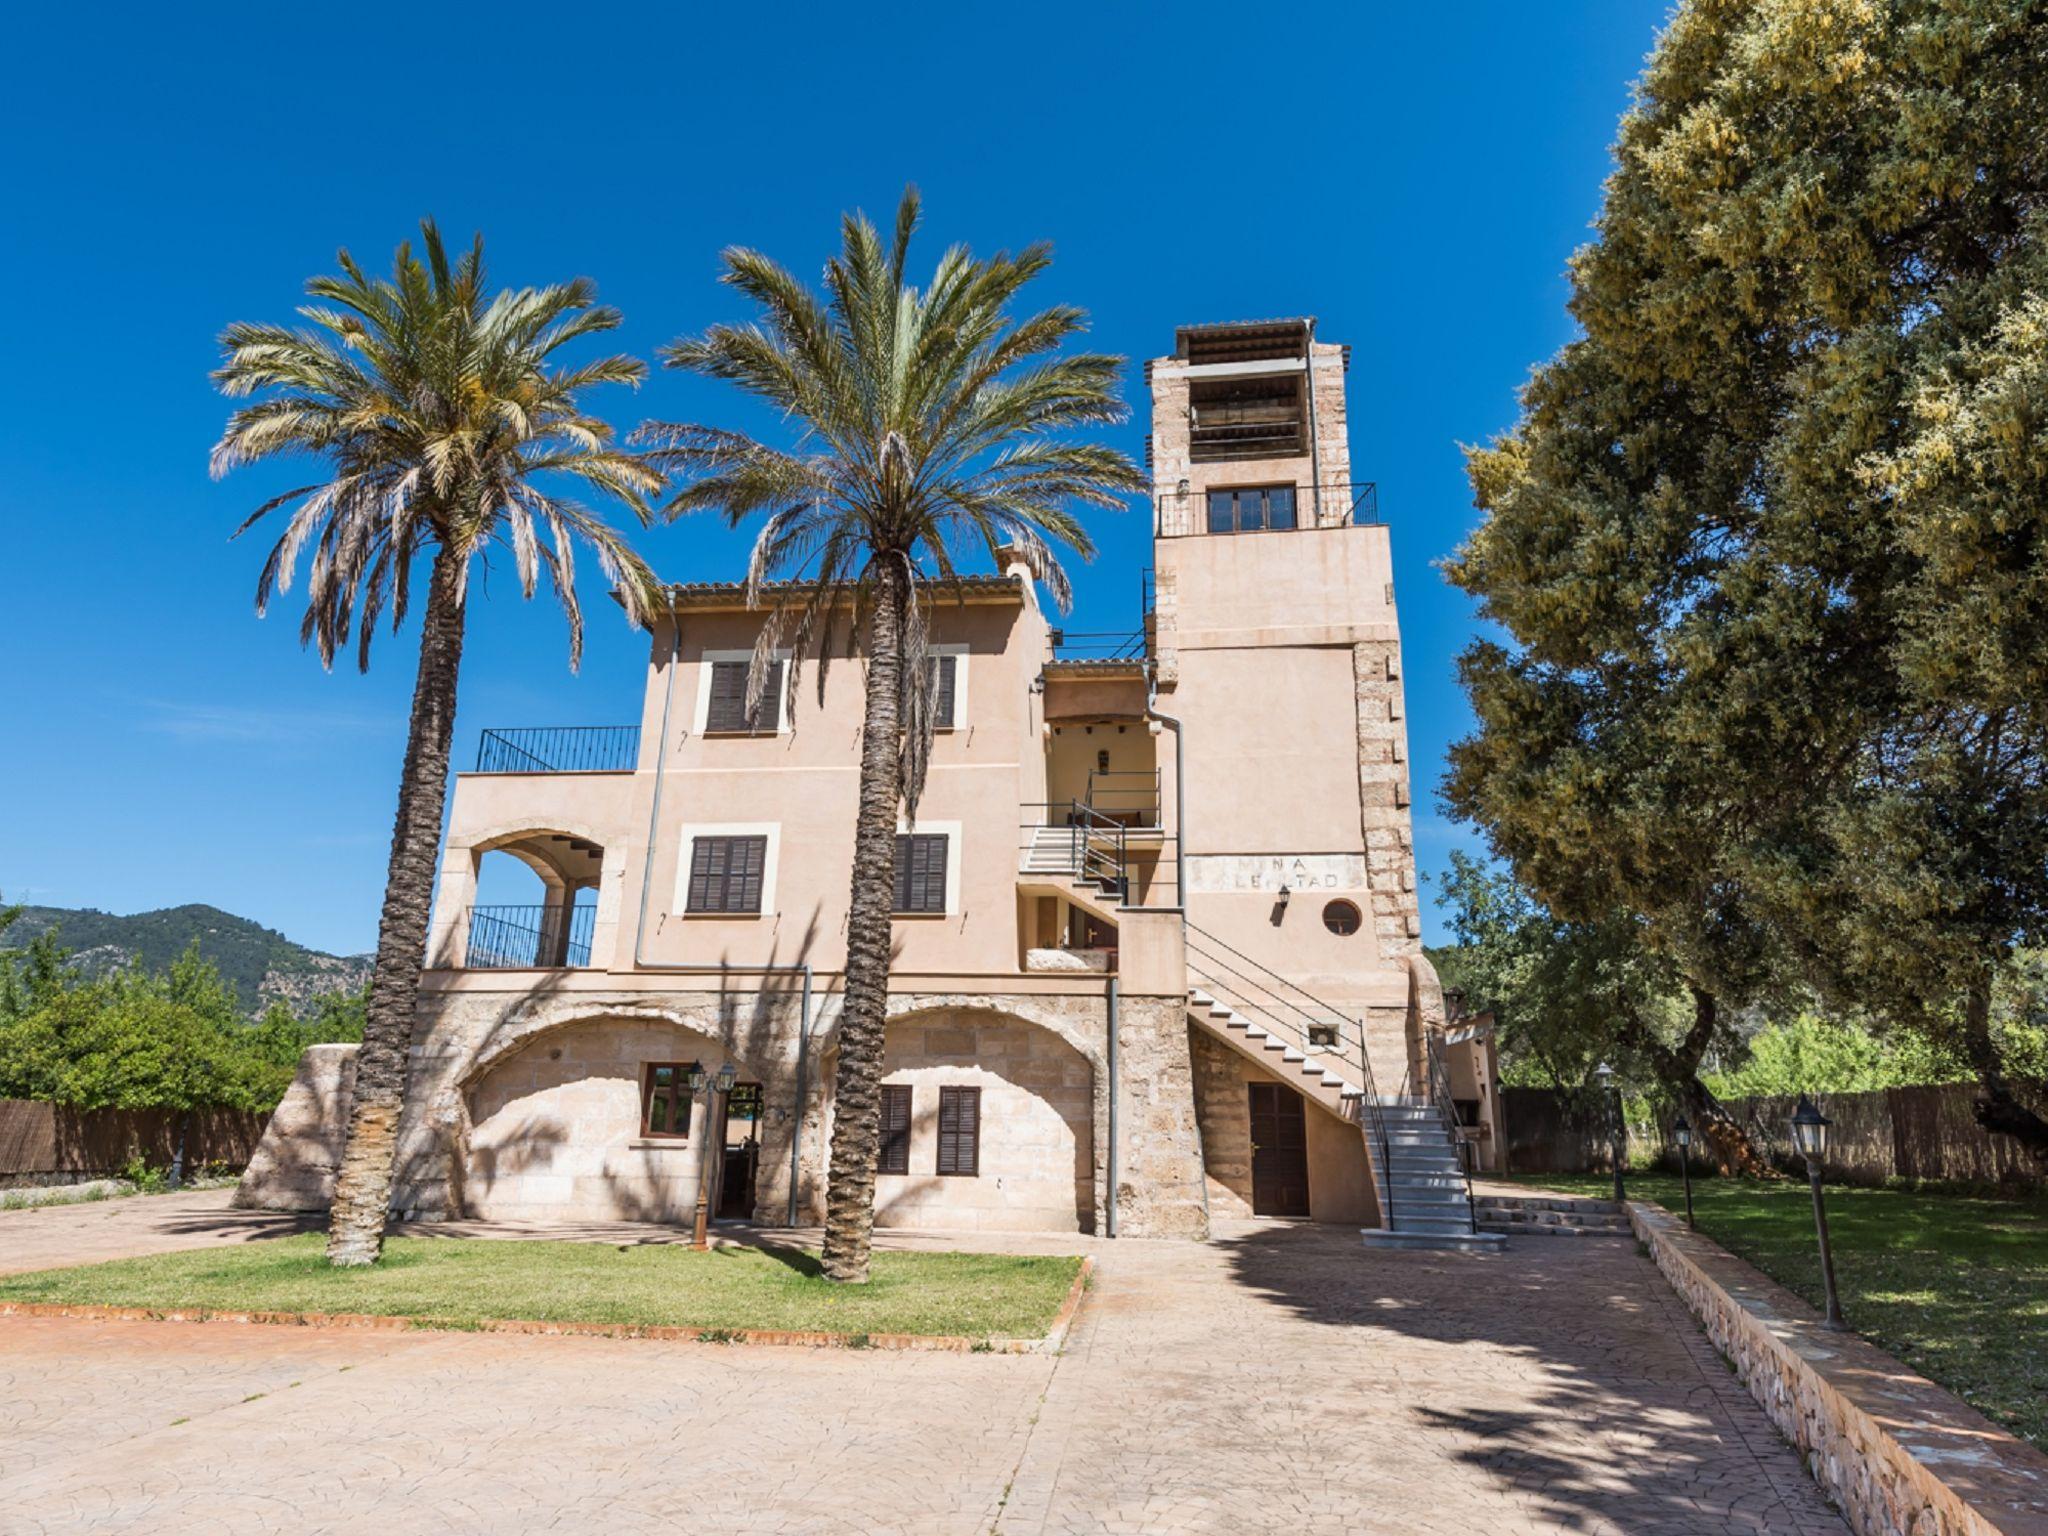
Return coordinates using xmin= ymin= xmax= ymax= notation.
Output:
xmin=465 ymin=827 xmax=606 ymax=968
xmin=461 ymin=1012 xmax=762 ymax=1225
xmin=865 ymin=1005 xmax=1099 ymax=1234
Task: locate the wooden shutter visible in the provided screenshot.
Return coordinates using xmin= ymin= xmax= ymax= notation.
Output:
xmin=936 ymin=1085 xmax=980 ymax=1176
xmin=706 ymin=660 xmax=784 ymax=732
xmin=931 ymin=655 xmax=957 ymax=727
xmin=878 ymin=1084 xmax=912 ymax=1175
xmin=686 ymin=835 xmax=768 ymax=913
xmin=893 ymin=833 xmax=947 ymax=913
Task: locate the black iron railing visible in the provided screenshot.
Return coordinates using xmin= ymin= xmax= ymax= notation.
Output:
xmin=1180 ymin=920 xmax=1395 ymax=1229
xmin=1084 ymin=768 xmax=1161 ymax=827
xmin=464 ymin=904 xmax=596 ymax=969
xmin=1154 ymin=480 xmax=1381 ymax=539
xmin=474 ymin=725 xmax=639 ymax=774
xmin=1047 ymin=629 xmax=1147 ymax=662
xmin=1423 ymin=1028 xmax=1479 ymax=1234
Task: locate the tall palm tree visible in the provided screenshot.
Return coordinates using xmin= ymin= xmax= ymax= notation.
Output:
xmin=213 ymin=221 xmax=663 ymax=1266
xmin=645 ymin=189 xmax=1144 ymax=1282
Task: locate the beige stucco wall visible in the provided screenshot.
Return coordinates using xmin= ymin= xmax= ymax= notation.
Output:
xmin=874 ymin=1013 xmax=1094 ymax=1233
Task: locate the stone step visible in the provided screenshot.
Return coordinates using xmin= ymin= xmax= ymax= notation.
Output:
xmin=1361 ymin=1229 xmax=1507 ymax=1254
xmin=1380 ymin=1175 xmax=1468 ymax=1193
xmin=1473 ymin=1205 xmax=1629 ymax=1232
xmin=1476 ymin=1194 xmax=1623 ymax=1216
xmin=1391 ymin=1216 xmax=1480 ymax=1236
xmin=1476 ymin=1219 xmax=1631 ymax=1240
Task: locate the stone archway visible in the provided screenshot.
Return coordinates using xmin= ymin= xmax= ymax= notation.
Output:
xmin=858 ymin=1003 xmax=1102 ymax=1235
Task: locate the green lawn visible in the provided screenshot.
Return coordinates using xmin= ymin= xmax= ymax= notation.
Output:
xmin=0 ymin=1234 xmax=1084 ymax=1341
xmin=1503 ymin=1172 xmax=2048 ymax=1452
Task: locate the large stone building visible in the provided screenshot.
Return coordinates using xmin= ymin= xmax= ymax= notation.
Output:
xmin=239 ymin=319 xmax=1502 ymax=1246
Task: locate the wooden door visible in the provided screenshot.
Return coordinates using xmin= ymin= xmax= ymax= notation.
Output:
xmin=1248 ymin=1082 xmax=1311 ymax=1217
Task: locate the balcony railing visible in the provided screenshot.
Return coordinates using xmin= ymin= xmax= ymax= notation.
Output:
xmin=1047 ymin=629 xmax=1147 ymax=662
xmin=474 ymin=725 xmax=639 ymax=774
xmin=1154 ymin=480 xmax=1381 ymax=539
xmin=464 ymin=904 xmax=595 ymax=968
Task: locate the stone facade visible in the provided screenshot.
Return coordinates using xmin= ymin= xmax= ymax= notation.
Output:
xmin=1353 ymin=639 xmax=1421 ymax=958
xmin=237 ymin=984 xmax=1212 ymax=1241
xmin=875 ymin=1013 xmax=1094 ymax=1233
xmin=1189 ymin=1027 xmax=1375 ymax=1225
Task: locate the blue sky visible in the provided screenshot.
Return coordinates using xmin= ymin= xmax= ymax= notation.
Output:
xmin=0 ymin=2 xmax=1665 ymax=955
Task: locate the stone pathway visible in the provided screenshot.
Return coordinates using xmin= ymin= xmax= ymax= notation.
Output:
xmin=0 ymin=1188 xmax=314 ymax=1276
xmin=0 ymin=1206 xmax=1850 ymax=1534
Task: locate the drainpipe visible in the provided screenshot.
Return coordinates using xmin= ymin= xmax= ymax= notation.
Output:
xmin=1105 ymin=975 xmax=1118 ymax=1238
xmin=631 ymin=615 xmax=817 ymax=1228
xmin=1144 ymin=673 xmax=1186 ymax=913
xmin=1304 ymin=317 xmax=1325 ymax=526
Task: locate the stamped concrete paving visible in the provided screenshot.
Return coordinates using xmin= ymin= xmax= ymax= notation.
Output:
xmin=0 ymin=1211 xmax=1849 ymax=1535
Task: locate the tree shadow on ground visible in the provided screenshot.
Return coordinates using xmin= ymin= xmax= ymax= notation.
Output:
xmin=1211 ymin=1222 xmax=1844 ymax=1534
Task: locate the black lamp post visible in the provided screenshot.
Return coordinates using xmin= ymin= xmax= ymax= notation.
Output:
xmin=1594 ymin=1061 xmax=1625 ymax=1204
xmin=1673 ymin=1115 xmax=1696 ymax=1228
xmin=1791 ymin=1095 xmax=1847 ymax=1331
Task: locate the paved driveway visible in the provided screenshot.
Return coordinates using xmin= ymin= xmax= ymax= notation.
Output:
xmin=0 ymin=1206 xmax=1847 ymax=1535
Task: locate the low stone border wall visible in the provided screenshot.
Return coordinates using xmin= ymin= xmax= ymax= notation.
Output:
xmin=0 ymin=1256 xmax=1094 ymax=1356
xmin=1627 ymin=1199 xmax=2048 ymax=1536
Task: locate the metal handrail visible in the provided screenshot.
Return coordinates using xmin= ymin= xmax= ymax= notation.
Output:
xmin=475 ymin=725 xmax=640 ymax=774
xmin=1180 ymin=921 xmax=1397 ymax=1231
xmin=1424 ymin=1029 xmax=1479 ymax=1234
xmin=1019 ymin=802 xmax=1130 ymax=906
xmin=1084 ymin=768 xmax=1161 ymax=827
xmin=1048 ymin=629 xmax=1148 ymax=662
xmin=1154 ymin=480 xmax=1382 ymax=538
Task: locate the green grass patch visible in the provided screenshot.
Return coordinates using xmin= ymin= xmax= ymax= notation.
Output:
xmin=0 ymin=1234 xmax=1084 ymax=1340
xmin=1502 ymin=1172 xmax=2048 ymax=1452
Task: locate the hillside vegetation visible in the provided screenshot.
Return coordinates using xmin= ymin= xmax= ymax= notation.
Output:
xmin=4 ymin=904 xmax=369 ymax=1017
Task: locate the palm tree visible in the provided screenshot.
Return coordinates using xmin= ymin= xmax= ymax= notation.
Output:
xmin=644 ymin=189 xmax=1144 ymax=1282
xmin=212 ymin=221 xmax=663 ymax=1266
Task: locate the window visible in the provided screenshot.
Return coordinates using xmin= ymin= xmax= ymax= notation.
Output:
xmin=704 ymin=659 xmax=785 ymax=733
xmin=685 ymin=835 xmax=769 ymax=914
xmin=640 ymin=1061 xmax=697 ymax=1138
xmin=877 ymin=1084 xmax=912 ymax=1175
xmin=1323 ymin=898 xmax=1363 ymax=936
xmin=893 ymin=833 xmax=949 ymax=914
xmin=935 ymin=1085 xmax=980 ymax=1176
xmin=931 ymin=654 xmax=958 ymax=728
xmin=1204 ymin=485 xmax=1298 ymax=535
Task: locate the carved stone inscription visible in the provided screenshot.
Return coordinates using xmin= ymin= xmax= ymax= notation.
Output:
xmin=1185 ymin=854 xmax=1366 ymax=894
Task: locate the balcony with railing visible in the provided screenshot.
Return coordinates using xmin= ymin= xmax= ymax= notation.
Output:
xmin=473 ymin=725 xmax=640 ymax=774
xmin=1154 ymin=480 xmax=1380 ymax=539
xmin=462 ymin=903 xmax=596 ymax=969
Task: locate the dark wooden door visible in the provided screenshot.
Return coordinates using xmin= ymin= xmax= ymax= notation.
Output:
xmin=1248 ymin=1082 xmax=1311 ymax=1217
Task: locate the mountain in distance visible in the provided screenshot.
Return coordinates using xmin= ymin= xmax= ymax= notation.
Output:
xmin=3 ymin=903 xmax=372 ymax=1016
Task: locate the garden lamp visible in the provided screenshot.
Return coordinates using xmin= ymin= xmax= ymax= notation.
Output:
xmin=1593 ymin=1062 xmax=1624 ymax=1205
xmin=1791 ymin=1095 xmax=1847 ymax=1331
xmin=1672 ymin=1115 xmax=1695 ymax=1229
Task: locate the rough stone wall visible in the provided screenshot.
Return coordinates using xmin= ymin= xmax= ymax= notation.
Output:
xmin=1352 ymin=640 xmax=1421 ymax=959
xmin=1113 ymin=995 xmax=1211 ymax=1239
xmin=1630 ymin=1199 xmax=2048 ymax=1536
xmin=1188 ymin=1026 xmax=1256 ymax=1218
xmin=874 ymin=1013 xmax=1094 ymax=1233
xmin=232 ymin=1044 xmax=356 ymax=1211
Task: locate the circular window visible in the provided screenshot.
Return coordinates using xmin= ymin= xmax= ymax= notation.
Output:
xmin=1323 ymin=899 xmax=1363 ymax=936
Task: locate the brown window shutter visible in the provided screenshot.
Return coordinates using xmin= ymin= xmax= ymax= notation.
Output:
xmin=686 ymin=835 xmax=768 ymax=913
xmin=932 ymin=655 xmax=956 ymax=727
xmin=706 ymin=661 xmax=747 ymax=731
xmin=757 ymin=660 xmax=785 ymax=732
xmin=878 ymin=1084 xmax=912 ymax=1175
xmin=893 ymin=833 xmax=947 ymax=914
xmin=936 ymin=1085 xmax=980 ymax=1176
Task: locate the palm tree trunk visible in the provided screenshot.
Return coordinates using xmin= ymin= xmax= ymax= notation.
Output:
xmin=326 ymin=547 xmax=467 ymax=1266
xmin=821 ymin=557 xmax=907 ymax=1283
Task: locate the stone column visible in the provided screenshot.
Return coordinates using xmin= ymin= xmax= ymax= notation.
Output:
xmin=1352 ymin=640 xmax=1421 ymax=959
xmin=1113 ymin=993 xmax=1211 ymax=1239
